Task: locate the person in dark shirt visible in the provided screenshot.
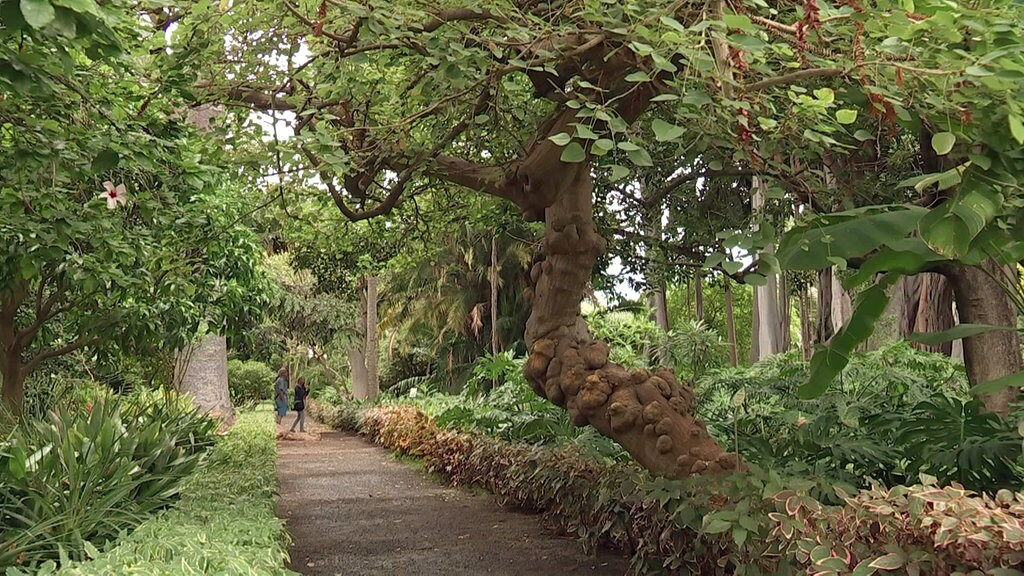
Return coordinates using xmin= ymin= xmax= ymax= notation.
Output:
xmin=289 ymin=376 xmax=309 ymax=433
xmin=274 ymin=367 xmax=290 ymax=424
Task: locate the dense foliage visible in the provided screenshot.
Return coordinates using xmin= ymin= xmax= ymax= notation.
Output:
xmin=52 ymin=410 xmax=295 ymax=576
xmin=227 ymin=359 xmax=275 ymax=408
xmin=0 ymin=393 xmax=217 ymax=569
xmin=314 ymin=401 xmax=1024 ymax=575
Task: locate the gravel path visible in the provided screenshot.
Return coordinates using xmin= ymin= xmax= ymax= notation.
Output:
xmin=275 ymin=416 xmax=628 ymax=576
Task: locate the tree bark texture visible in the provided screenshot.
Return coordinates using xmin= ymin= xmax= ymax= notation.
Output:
xmin=522 ymin=167 xmax=739 ymax=478
xmin=750 ymin=177 xmax=786 ymax=361
xmin=798 ymin=287 xmax=814 ymax=361
xmin=174 ymin=334 xmax=234 ymax=426
xmin=941 ymin=260 xmax=1022 ymax=415
xmin=816 ymin=268 xmax=834 ymax=344
xmin=365 ymin=275 xmax=380 ymax=398
xmin=1 ymin=354 xmax=23 ymax=415
xmin=899 ymin=273 xmax=956 ymax=356
xmin=695 ymin=274 xmax=704 ymax=323
xmin=725 ymin=281 xmax=738 ymax=367
xmin=349 ymin=278 xmax=370 ymax=399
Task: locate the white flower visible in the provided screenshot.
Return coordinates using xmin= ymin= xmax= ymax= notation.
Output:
xmin=100 ymin=181 xmax=128 ymax=209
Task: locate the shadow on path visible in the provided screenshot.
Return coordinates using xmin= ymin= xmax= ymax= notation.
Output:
xmin=276 ymin=418 xmax=628 ymax=576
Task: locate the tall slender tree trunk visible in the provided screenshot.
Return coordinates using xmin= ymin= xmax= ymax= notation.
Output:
xmin=490 ymin=235 xmax=501 ymax=389
xmin=349 ymin=277 xmax=370 ymax=399
xmin=798 ymin=287 xmax=814 ymax=361
xmin=694 ymin=274 xmax=704 ymax=323
xmin=750 ymin=177 xmax=785 ymax=361
xmin=830 ymin=271 xmax=852 ymax=333
xmin=778 ymin=274 xmax=791 ymax=351
xmin=725 ymin=280 xmax=738 ymax=367
xmin=817 ymin=268 xmax=835 ymax=344
xmin=490 ymin=235 xmax=501 ymax=354
xmin=523 ymin=166 xmax=738 ymax=478
xmin=365 ymin=275 xmax=379 ymax=399
xmin=941 ymin=261 xmax=1022 ymax=415
xmin=651 ymin=284 xmax=670 ymax=333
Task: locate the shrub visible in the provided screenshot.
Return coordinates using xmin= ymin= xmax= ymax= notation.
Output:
xmin=0 ymin=395 xmax=217 ymax=569
xmin=336 ymin=402 xmax=1024 ymax=575
xmin=52 ymin=410 xmax=295 ymax=576
xmin=227 ymin=359 xmax=275 ymax=408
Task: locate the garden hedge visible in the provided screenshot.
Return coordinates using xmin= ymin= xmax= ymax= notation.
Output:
xmin=49 ymin=410 xmax=296 ymax=576
xmin=312 ymin=400 xmax=1024 ymax=576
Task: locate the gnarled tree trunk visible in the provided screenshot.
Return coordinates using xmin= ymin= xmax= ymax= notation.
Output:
xmin=522 ymin=167 xmax=738 ymax=478
xmin=940 ymin=260 xmax=1022 ymax=415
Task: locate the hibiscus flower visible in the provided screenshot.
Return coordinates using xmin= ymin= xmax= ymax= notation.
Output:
xmin=100 ymin=181 xmax=128 ymax=209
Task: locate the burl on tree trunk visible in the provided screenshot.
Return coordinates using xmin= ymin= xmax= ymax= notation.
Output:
xmin=521 ymin=166 xmax=740 ymax=478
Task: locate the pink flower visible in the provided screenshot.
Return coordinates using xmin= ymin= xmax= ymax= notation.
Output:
xmin=100 ymin=181 xmax=128 ymax=209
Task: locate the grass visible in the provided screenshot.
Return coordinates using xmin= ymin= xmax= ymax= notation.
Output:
xmin=44 ymin=410 xmax=296 ymax=576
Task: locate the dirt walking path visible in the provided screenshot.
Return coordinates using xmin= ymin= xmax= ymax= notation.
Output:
xmin=275 ymin=415 xmax=628 ymax=576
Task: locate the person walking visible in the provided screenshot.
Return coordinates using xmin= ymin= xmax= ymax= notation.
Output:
xmin=289 ymin=376 xmax=309 ymax=433
xmin=274 ymin=367 xmax=290 ymax=424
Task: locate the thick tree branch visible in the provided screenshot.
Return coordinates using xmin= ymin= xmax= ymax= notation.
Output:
xmin=430 ymin=155 xmax=507 ymax=198
xmin=645 ymin=168 xmax=756 ymax=209
xmin=24 ymin=335 xmax=101 ymax=376
xmin=744 ymin=68 xmax=845 ymax=92
xmin=415 ymin=8 xmax=511 ymax=33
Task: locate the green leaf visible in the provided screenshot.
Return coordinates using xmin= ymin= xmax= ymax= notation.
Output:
xmin=627 ymin=147 xmax=653 ymax=167
xmin=722 ymin=260 xmax=743 ymax=274
xmin=625 ymin=71 xmax=651 ymax=82
xmin=609 ymin=164 xmax=630 ymax=181
xmin=20 ymin=0 xmax=56 ymax=28
xmin=836 ymin=109 xmax=858 ymax=124
xmin=778 ymin=207 xmax=927 ymax=270
xmin=931 ymin=132 xmax=956 ymax=156
xmin=854 ymin=129 xmax=874 ymax=142
xmin=919 ymin=187 xmax=1002 ymax=259
xmin=560 ymin=142 xmax=586 ymax=163
xmin=799 ymin=280 xmax=893 ymax=399
xmin=968 ymin=369 xmax=1024 ymax=397
xmin=702 ymin=517 xmax=732 ymax=534
xmin=591 ymin=138 xmax=614 ymax=156
xmin=1009 ymin=114 xmax=1024 ymax=145
xmin=652 ymin=119 xmax=686 ymax=142
xmin=813 ymin=88 xmax=835 ymax=103
xmin=909 ymin=324 xmax=1018 ymax=346
xmin=852 ymin=559 xmax=877 ymax=576
xmin=843 ymin=238 xmax=943 ymax=289
xmin=869 ymin=553 xmax=905 ymax=571
xmin=744 ymin=273 xmax=767 ymax=286
xmin=52 ymin=0 xmax=99 ymax=16
xmin=548 ymin=132 xmax=571 ymax=146
xmin=722 ymin=14 xmax=756 ymax=32
xmin=574 ymin=124 xmax=599 ymax=139
xmin=92 ymin=149 xmax=120 ymax=173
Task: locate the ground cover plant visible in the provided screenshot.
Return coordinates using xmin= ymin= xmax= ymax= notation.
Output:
xmin=0 ymin=393 xmax=217 ymax=570
xmin=49 ymin=409 xmax=295 ymax=576
xmin=311 ymin=399 xmax=1024 ymax=575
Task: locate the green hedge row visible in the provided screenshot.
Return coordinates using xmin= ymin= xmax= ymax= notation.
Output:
xmin=48 ymin=410 xmax=296 ymax=576
xmin=311 ymin=401 xmax=1024 ymax=576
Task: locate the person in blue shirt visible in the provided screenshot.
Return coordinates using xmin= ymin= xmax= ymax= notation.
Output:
xmin=274 ymin=367 xmax=290 ymax=424
xmin=289 ymin=376 xmax=309 ymax=433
